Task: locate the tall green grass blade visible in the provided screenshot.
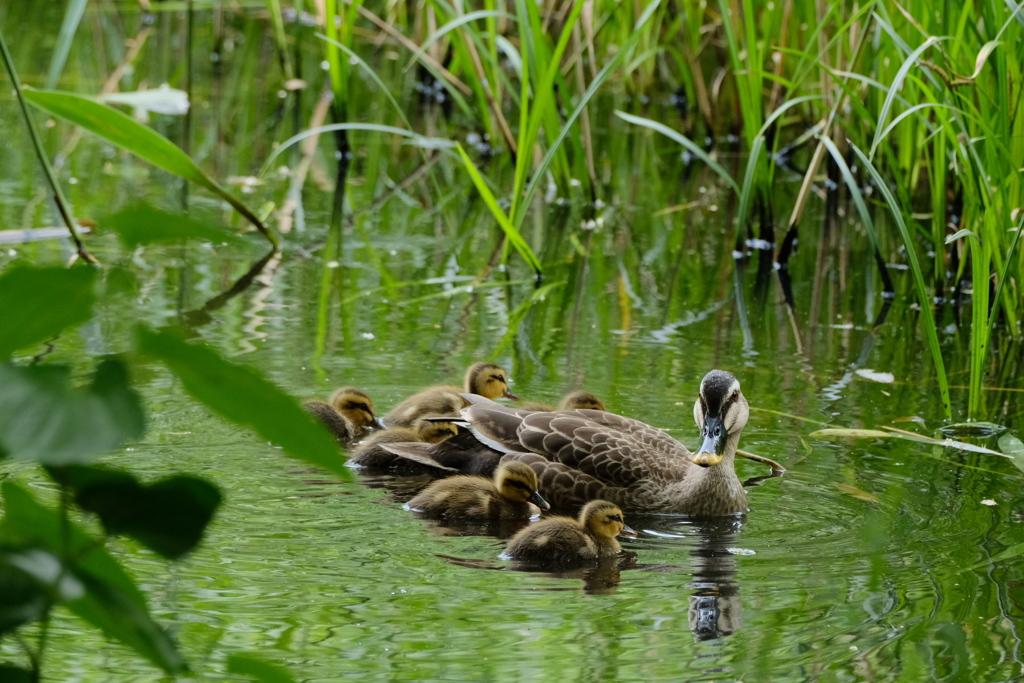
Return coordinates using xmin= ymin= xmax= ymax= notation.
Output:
xmin=736 ymin=137 xmax=765 ymax=233
xmin=818 ymin=136 xmax=890 ymax=289
xmin=23 ymin=88 xmax=276 ymax=248
xmin=46 ymin=0 xmax=88 ymax=89
xmin=513 ymin=0 xmax=664 ymax=223
xmin=868 ymin=33 xmax=944 ymax=159
xmin=407 ymin=10 xmax=514 ymax=69
xmin=614 ymin=111 xmax=739 ymax=193
xmin=849 ymin=142 xmax=952 ymax=419
xmin=261 ymin=123 xmax=454 ymax=176
xmin=454 ymin=143 xmax=542 ymax=276
xmin=316 ymin=34 xmax=412 ymax=129
xmin=510 ymin=0 xmax=586 ymax=223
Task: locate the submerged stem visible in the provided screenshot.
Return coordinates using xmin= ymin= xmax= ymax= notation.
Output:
xmin=0 ymin=27 xmax=96 ymax=264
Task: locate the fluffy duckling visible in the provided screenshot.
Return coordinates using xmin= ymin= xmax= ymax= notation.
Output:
xmin=502 ymin=500 xmax=636 ymax=563
xmin=405 ymin=461 xmax=549 ymax=520
xmin=520 ymin=390 xmax=606 ymax=412
xmin=304 ymin=387 xmax=382 ymax=444
xmin=383 ymin=362 xmax=518 ymax=429
xmin=348 ymin=421 xmax=460 ymax=469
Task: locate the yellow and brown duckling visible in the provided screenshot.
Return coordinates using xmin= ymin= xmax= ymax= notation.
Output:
xmin=502 ymin=500 xmax=635 ymax=563
xmin=383 ymin=362 xmax=518 ymax=429
xmin=347 ymin=420 xmax=460 ymax=469
xmin=519 ymin=390 xmax=606 ymax=412
xmin=304 ymin=387 xmax=383 ymax=444
xmin=405 ymin=461 xmax=549 ymax=520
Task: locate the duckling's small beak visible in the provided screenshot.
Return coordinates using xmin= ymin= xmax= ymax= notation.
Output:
xmin=528 ymin=490 xmax=550 ymax=510
xmin=372 ymin=417 xmax=388 ymax=430
xmin=503 ymin=388 xmax=520 ymax=401
xmin=694 ymin=414 xmax=726 ymax=467
xmin=619 ymin=525 xmax=638 ymax=538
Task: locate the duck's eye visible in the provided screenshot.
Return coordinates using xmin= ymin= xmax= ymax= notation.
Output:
xmin=358 ymin=403 xmax=371 ymax=413
xmin=492 ymin=375 xmax=505 ymax=384
xmin=609 ymin=515 xmax=622 ymax=523
xmin=508 ymin=480 xmax=530 ymax=490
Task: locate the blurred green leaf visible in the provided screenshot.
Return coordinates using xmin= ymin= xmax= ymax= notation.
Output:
xmin=22 ymin=88 xmax=276 ymax=247
xmin=809 ymin=428 xmax=891 ymax=439
xmin=107 ymin=206 xmax=246 ymax=249
xmin=104 ymin=265 xmax=138 ymax=298
xmin=0 ymin=549 xmax=64 ymax=634
xmin=227 ymin=654 xmax=299 ymax=683
xmin=0 ymin=483 xmax=186 ymax=674
xmin=69 ymin=565 xmax=187 ymax=674
xmin=0 ymin=664 xmax=34 ymax=682
xmin=0 ymin=359 xmax=145 ymax=465
xmin=48 ymin=465 xmax=222 ymax=560
xmin=0 ymin=264 xmax=97 ymax=359
xmin=0 ymin=482 xmax=144 ymax=605
xmin=999 ymin=433 xmax=1024 ymax=475
xmin=136 ymin=327 xmax=349 ymax=479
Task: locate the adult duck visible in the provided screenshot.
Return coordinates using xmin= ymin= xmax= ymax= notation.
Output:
xmin=420 ymin=370 xmax=751 ymax=516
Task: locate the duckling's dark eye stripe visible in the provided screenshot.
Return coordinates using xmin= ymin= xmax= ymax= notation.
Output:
xmin=509 ymin=481 xmax=530 ymax=490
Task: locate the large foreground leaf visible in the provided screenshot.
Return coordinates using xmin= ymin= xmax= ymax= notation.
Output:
xmin=22 ymin=88 xmax=275 ymax=247
xmin=0 ymin=482 xmax=186 ymax=673
xmin=136 ymin=327 xmax=349 ymax=479
xmin=0 ymin=264 xmax=97 ymax=359
xmin=228 ymin=654 xmax=299 ymax=683
xmin=0 ymin=359 xmax=145 ymax=464
xmin=48 ymin=465 xmax=222 ymax=560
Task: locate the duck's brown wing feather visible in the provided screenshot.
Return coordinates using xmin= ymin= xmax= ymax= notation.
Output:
xmin=516 ymin=410 xmax=690 ymax=488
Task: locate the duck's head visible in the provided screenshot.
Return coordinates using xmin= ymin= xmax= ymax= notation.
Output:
xmin=579 ymin=500 xmax=637 ymax=539
xmin=495 ymin=461 xmax=549 ymax=509
xmin=558 ymin=390 xmax=605 ymax=411
xmin=329 ymin=387 xmax=384 ymax=429
xmin=417 ymin=420 xmax=459 ymax=443
xmin=465 ymin=362 xmax=518 ymax=401
xmin=692 ymin=370 xmax=749 ymax=467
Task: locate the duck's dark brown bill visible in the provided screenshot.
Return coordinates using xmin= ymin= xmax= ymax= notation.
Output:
xmin=694 ymin=414 xmax=726 ymax=467
xmin=619 ymin=525 xmax=638 ymax=538
xmin=503 ymin=388 xmax=520 ymax=400
xmin=528 ymin=490 xmax=550 ymax=510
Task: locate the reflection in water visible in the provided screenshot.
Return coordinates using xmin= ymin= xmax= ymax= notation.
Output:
xmin=640 ymin=517 xmax=745 ymax=642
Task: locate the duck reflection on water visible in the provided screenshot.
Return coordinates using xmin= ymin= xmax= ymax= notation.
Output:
xmin=640 ymin=515 xmax=745 ymax=641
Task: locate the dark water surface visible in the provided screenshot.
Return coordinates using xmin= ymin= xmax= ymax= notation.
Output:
xmin=2 ymin=4 xmax=1024 ymax=681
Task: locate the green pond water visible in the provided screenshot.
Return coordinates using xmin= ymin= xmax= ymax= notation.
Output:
xmin=2 ymin=4 xmax=1024 ymax=681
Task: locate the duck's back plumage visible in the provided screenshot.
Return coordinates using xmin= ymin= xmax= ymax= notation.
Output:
xmin=462 ymin=398 xmax=748 ymax=516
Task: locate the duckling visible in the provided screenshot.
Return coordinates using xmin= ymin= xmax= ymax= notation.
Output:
xmin=405 ymin=461 xmax=549 ymax=520
xmin=520 ymin=390 xmax=606 ymax=412
xmin=304 ymin=387 xmax=382 ymax=444
xmin=502 ymin=500 xmax=636 ymax=563
xmin=383 ymin=362 xmax=518 ymax=429
xmin=347 ymin=420 xmax=460 ymax=469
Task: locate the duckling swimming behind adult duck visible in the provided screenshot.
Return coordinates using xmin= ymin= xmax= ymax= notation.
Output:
xmin=519 ymin=390 xmax=606 ymax=412
xmin=304 ymin=387 xmax=383 ymax=443
xmin=347 ymin=421 xmax=460 ymax=469
xmin=383 ymin=362 xmax=518 ymax=429
xmin=405 ymin=461 xmax=549 ymax=520
xmin=502 ymin=500 xmax=636 ymax=564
